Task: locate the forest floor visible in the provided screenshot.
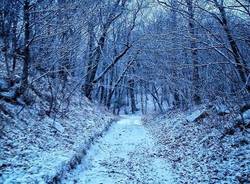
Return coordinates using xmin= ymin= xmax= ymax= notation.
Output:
xmin=1 ymin=103 xmax=249 ymax=184
xmin=144 ymin=105 xmax=250 ymax=184
xmin=0 ymin=99 xmax=114 ymax=184
xmin=61 ymin=115 xmax=175 ymax=184
xmin=61 ymin=105 xmax=250 ymax=184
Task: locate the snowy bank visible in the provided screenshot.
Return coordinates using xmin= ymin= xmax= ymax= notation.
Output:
xmin=144 ymin=105 xmax=250 ymax=183
xmin=0 ymin=99 xmax=115 ymax=184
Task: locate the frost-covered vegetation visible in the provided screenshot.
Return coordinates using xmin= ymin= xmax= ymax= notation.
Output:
xmin=0 ymin=0 xmax=249 ymax=183
xmin=0 ymin=98 xmax=114 ymax=183
xmin=144 ymin=104 xmax=250 ymax=183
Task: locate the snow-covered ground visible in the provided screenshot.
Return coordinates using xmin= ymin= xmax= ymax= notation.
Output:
xmin=2 ymin=101 xmax=249 ymax=184
xmin=0 ymin=99 xmax=114 ymax=184
xmin=144 ymin=105 xmax=250 ymax=184
xmin=61 ymin=115 xmax=175 ymax=184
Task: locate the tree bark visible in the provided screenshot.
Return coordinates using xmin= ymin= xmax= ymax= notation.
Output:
xmin=106 ymin=59 xmax=135 ymax=108
xmin=128 ymin=79 xmax=137 ymax=113
xmin=186 ymin=0 xmax=201 ymax=105
xmin=213 ymin=0 xmax=250 ymax=92
xmin=17 ymin=0 xmax=30 ymax=97
xmin=84 ymin=0 xmax=127 ymax=99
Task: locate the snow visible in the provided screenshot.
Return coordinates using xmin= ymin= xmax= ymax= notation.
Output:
xmin=0 ymin=99 xmax=114 ymax=184
xmin=61 ymin=115 xmax=175 ymax=184
xmin=215 ymin=104 xmax=230 ymax=115
xmin=2 ymin=101 xmax=249 ymax=183
xmin=53 ymin=121 xmax=65 ymax=133
xmin=186 ymin=108 xmax=208 ymax=122
xmin=144 ymin=106 xmax=250 ymax=183
xmin=0 ymin=79 xmax=9 ymax=90
xmin=0 ymin=91 xmax=16 ymax=98
xmin=243 ymin=109 xmax=250 ymax=120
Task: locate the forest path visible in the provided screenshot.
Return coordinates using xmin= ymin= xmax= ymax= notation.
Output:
xmin=61 ymin=115 xmax=175 ymax=184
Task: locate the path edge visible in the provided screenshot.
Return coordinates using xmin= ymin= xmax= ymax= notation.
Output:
xmin=47 ymin=119 xmax=116 ymax=184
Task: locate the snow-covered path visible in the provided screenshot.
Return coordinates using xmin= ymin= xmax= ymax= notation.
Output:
xmin=61 ymin=115 xmax=175 ymax=184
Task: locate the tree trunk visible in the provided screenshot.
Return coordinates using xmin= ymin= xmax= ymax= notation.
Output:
xmin=106 ymin=65 xmax=115 ymax=107
xmin=140 ymin=83 xmax=144 ymax=114
xmin=84 ymin=22 xmax=96 ymax=99
xmin=11 ymin=16 xmax=18 ymax=73
xmin=1 ymin=3 xmax=11 ymax=78
xmin=213 ymin=0 xmax=249 ymax=92
xmin=171 ymin=0 xmax=181 ymax=108
xmin=128 ymin=79 xmax=137 ymax=113
xmin=186 ymin=0 xmax=201 ymax=105
xmin=17 ymin=0 xmax=30 ymax=97
xmin=84 ymin=1 xmax=126 ymax=99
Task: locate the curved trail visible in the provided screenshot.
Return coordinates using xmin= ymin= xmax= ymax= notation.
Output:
xmin=61 ymin=115 xmax=175 ymax=184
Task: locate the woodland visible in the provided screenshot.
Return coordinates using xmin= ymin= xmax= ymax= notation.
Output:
xmin=0 ymin=0 xmax=250 ymax=183
xmin=0 ymin=0 xmax=249 ymax=115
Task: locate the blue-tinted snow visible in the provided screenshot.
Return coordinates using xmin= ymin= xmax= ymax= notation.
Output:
xmin=61 ymin=115 xmax=175 ymax=184
xmin=0 ymin=100 xmax=114 ymax=184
